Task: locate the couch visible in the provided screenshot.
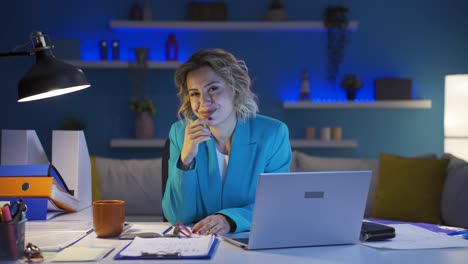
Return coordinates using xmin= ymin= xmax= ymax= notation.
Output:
xmin=91 ymin=150 xmax=468 ymax=228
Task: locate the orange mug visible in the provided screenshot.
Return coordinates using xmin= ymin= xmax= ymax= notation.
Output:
xmin=93 ymin=200 xmax=125 ymax=238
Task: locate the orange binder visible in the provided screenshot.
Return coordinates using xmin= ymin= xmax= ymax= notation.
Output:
xmin=0 ymin=177 xmax=78 ymax=211
xmin=1 ymin=177 xmax=55 ymax=196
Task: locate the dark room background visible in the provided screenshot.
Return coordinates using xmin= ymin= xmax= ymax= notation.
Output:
xmin=1 ymin=0 xmax=468 ymax=160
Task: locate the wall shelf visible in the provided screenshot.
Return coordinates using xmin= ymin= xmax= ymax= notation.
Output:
xmin=65 ymin=60 xmax=182 ymax=69
xmin=110 ymin=138 xmax=166 ymax=148
xmin=110 ymin=138 xmax=357 ymax=149
xmin=109 ymin=20 xmax=359 ymax=32
xmin=290 ymin=139 xmax=357 ymax=148
xmin=283 ymin=100 xmax=432 ymax=109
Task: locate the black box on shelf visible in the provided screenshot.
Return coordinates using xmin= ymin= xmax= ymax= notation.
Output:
xmin=186 ymin=2 xmax=227 ymax=21
xmin=374 ymin=78 xmax=412 ymax=100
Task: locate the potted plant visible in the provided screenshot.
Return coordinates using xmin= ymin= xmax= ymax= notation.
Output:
xmin=341 ymin=74 xmax=362 ymax=101
xmin=130 ymin=98 xmax=156 ymax=139
xmin=323 ymin=5 xmax=349 ymax=85
xmin=58 ymin=116 xmax=86 ymax=131
xmin=263 ymin=0 xmax=288 ymax=21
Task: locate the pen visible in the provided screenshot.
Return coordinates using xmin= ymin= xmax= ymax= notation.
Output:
xmin=1 ymin=204 xmax=18 ymax=258
xmin=447 ymin=230 xmax=468 ymax=236
xmin=162 ymin=226 xmax=174 ymax=235
xmin=1 ymin=205 xmax=12 ymax=223
xmin=102 ymin=247 xmax=115 ymax=259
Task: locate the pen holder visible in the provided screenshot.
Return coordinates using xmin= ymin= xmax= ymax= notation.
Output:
xmin=0 ymin=219 xmax=26 ymax=260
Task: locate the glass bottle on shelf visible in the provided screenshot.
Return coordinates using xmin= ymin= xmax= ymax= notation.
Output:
xmin=165 ymin=34 xmax=178 ymax=61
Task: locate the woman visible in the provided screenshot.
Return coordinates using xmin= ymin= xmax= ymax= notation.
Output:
xmin=162 ymin=48 xmax=291 ymax=235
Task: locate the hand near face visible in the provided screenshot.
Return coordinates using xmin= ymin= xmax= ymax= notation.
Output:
xmin=192 ymin=214 xmax=231 ymax=236
xmin=180 ymin=118 xmax=211 ymax=166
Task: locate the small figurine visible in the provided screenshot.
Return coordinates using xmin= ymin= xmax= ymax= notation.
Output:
xmin=299 ymin=71 xmax=311 ymax=100
xmin=112 ymin=40 xmax=119 ymax=61
xmin=100 ymin=40 xmax=107 ymax=61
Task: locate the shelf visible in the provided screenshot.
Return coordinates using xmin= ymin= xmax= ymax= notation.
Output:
xmin=65 ymin=60 xmax=182 ymax=69
xmin=110 ymin=138 xmax=357 ymax=149
xmin=109 ymin=20 xmax=359 ymax=32
xmin=290 ymin=139 xmax=357 ymax=148
xmin=110 ymin=138 xmax=166 ymax=148
xmin=283 ymin=100 xmax=432 ymax=109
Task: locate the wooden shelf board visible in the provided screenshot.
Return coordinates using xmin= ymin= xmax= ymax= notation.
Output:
xmin=109 ymin=20 xmax=359 ymax=31
xmin=66 ymin=60 xmax=182 ymax=69
xmin=290 ymin=139 xmax=357 ymax=148
xmin=110 ymin=138 xmax=166 ymax=148
xmin=283 ymin=100 xmax=432 ymax=109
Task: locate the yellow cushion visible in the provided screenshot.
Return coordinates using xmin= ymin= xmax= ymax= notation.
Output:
xmin=90 ymin=156 xmax=102 ymax=201
xmin=371 ymin=153 xmax=449 ymax=224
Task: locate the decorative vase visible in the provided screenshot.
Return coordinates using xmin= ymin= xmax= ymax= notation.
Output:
xmin=143 ymin=0 xmax=152 ymax=20
xmin=134 ymin=48 xmax=149 ymax=65
xmin=263 ymin=9 xmax=288 ymax=21
xmin=129 ymin=0 xmax=143 ymax=20
xmin=134 ymin=112 xmax=154 ymax=139
xmin=345 ymin=87 xmax=359 ymax=101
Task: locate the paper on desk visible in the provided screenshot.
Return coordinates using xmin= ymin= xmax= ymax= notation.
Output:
xmin=26 ymin=220 xmax=93 ymax=251
xmin=51 ymin=245 xmax=114 ymax=262
xmin=121 ymin=223 xmax=172 ymax=235
xmin=361 ymin=224 xmax=468 ymax=250
xmin=119 ymin=235 xmax=215 ymax=257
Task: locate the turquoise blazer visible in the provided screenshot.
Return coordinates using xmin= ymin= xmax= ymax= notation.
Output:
xmin=162 ymin=114 xmax=292 ymax=233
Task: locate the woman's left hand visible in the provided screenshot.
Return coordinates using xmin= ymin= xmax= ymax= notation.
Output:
xmin=192 ymin=214 xmax=230 ymax=235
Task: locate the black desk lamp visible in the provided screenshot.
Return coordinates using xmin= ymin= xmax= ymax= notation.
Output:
xmin=0 ymin=31 xmax=90 ymax=102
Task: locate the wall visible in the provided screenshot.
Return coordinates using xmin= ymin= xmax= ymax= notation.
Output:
xmin=1 ymin=0 xmax=468 ymax=160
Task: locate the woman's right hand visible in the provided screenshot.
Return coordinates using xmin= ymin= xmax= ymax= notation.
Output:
xmin=180 ymin=119 xmax=211 ymax=166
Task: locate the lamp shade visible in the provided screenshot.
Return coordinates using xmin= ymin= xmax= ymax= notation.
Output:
xmin=18 ymin=48 xmax=90 ymax=102
xmin=444 ymin=74 xmax=468 ymax=161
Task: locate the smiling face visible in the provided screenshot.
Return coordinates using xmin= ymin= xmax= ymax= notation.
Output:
xmin=187 ymin=66 xmax=236 ymax=128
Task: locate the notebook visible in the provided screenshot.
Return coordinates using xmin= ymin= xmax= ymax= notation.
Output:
xmin=222 ymin=171 xmax=372 ymax=250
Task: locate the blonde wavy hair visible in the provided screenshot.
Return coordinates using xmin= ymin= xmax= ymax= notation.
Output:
xmin=174 ymin=48 xmax=258 ymax=121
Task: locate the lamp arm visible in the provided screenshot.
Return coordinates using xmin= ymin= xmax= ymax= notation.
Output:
xmin=0 ymin=51 xmax=32 ymax=57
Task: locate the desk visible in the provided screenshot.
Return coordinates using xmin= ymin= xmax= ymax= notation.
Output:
xmin=27 ymin=208 xmax=468 ymax=264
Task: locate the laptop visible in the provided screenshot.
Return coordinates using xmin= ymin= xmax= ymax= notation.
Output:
xmin=222 ymin=171 xmax=372 ymax=250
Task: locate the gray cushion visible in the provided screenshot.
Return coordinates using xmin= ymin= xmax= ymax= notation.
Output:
xmin=291 ymin=151 xmax=379 ymax=217
xmin=441 ymin=153 xmax=468 ymax=228
xmin=94 ymin=157 xmax=162 ymax=216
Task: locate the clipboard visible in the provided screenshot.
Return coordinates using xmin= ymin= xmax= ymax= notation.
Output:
xmin=114 ymin=237 xmax=219 ymax=260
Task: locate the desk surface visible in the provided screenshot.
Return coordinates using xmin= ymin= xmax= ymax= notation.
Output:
xmin=26 ymin=208 xmax=468 ymax=264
